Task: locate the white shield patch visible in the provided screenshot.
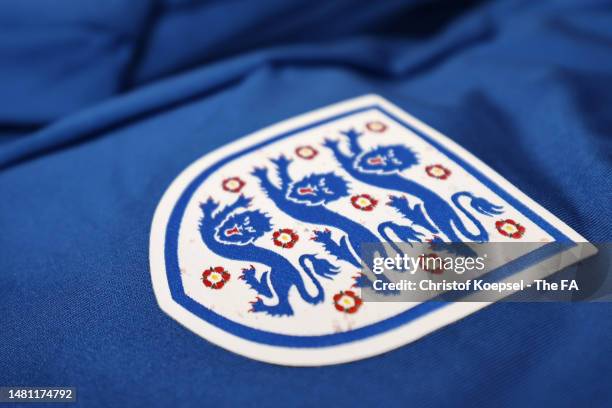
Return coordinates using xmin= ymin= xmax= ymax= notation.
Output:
xmin=149 ymin=95 xmax=594 ymax=366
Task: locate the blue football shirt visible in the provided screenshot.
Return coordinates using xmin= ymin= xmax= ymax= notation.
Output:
xmin=0 ymin=0 xmax=610 ymax=406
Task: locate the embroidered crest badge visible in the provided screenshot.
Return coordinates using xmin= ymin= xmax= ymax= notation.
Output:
xmin=149 ymin=95 xmax=594 ymax=366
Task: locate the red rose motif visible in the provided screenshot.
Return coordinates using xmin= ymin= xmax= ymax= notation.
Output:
xmin=351 ymin=194 xmax=378 ymax=211
xmin=366 ymin=121 xmax=387 ymax=133
xmin=333 ymin=290 xmax=363 ymax=314
xmin=272 ymin=228 xmax=299 ymax=248
xmin=425 ymin=164 xmax=451 ymax=180
xmin=202 ymin=266 xmax=231 ymax=289
xmin=418 ymin=253 xmax=444 ymax=274
xmin=495 ymin=219 xmax=526 ymax=239
xmin=222 ymin=177 xmax=245 ymax=193
xmin=295 ymin=145 xmax=318 ymax=160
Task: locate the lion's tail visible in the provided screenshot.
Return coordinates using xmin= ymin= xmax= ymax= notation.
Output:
xmin=297 ymin=255 xmax=340 ymax=305
xmin=451 ymin=192 xmax=504 ymax=242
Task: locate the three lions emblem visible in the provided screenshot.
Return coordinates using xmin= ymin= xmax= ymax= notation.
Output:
xmin=150 ymin=95 xmax=590 ymax=365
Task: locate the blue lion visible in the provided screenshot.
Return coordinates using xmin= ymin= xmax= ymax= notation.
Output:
xmin=251 ymin=156 xmax=405 ymax=293
xmin=251 ymin=156 xmax=390 ymax=270
xmin=199 ymin=195 xmax=339 ymax=316
xmin=323 ymin=129 xmax=504 ymax=242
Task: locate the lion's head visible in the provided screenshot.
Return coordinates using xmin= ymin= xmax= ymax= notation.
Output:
xmin=215 ymin=210 xmax=272 ymax=245
xmin=287 ymin=173 xmax=349 ymax=205
xmin=355 ymin=145 xmax=418 ymax=174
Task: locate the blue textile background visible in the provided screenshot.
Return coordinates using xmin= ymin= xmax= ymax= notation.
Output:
xmin=0 ymin=0 xmax=610 ymax=406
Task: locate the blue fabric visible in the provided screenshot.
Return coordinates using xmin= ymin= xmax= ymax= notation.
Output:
xmin=1 ymin=0 xmax=611 ymax=406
